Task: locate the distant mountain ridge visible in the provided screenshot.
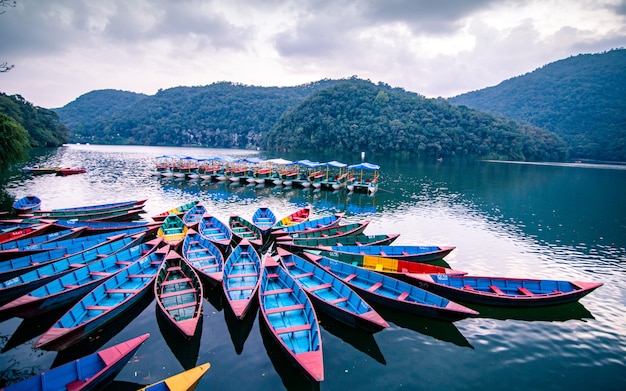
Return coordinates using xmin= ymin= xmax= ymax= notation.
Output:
xmin=449 ymin=49 xmax=626 ymax=161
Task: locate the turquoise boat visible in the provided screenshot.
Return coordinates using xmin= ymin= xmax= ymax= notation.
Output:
xmin=181 ymin=229 xmax=225 ymax=284
xmin=223 ymin=240 xmax=262 ymax=320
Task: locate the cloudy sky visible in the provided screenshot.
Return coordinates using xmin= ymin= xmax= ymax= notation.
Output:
xmin=1 ymin=0 xmax=624 ymax=108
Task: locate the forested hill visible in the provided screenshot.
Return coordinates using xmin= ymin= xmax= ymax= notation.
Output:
xmin=448 ymin=49 xmax=626 ymax=161
xmin=264 ymin=79 xmax=568 ymax=161
xmin=54 ymin=80 xmax=341 ymax=147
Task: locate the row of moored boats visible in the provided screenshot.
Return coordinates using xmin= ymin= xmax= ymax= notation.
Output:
xmin=0 ymin=197 xmax=603 ymax=387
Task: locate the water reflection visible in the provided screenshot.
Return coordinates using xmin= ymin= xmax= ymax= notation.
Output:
xmin=155 ymin=308 xmax=202 ymax=370
xmin=224 ymin=302 xmax=258 ymax=355
xmin=1 ymin=304 xmax=73 ymax=353
xmin=469 ymin=301 xmax=594 ymax=322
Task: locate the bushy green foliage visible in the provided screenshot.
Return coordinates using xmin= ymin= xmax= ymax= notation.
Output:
xmin=264 ymin=79 xmax=567 ymax=161
xmin=0 ymin=112 xmax=30 ymax=169
xmin=449 ymin=49 xmax=626 ymax=161
xmin=0 ymin=93 xmax=69 ymax=148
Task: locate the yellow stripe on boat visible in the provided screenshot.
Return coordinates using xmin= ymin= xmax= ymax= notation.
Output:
xmin=363 ymin=255 xmax=398 ymax=271
xmin=138 ymin=362 xmax=211 ymax=391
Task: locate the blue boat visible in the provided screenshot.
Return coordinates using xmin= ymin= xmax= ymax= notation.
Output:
xmin=181 ymin=229 xmax=225 ymax=284
xmin=45 ymin=199 xmax=147 ymax=213
xmin=251 ymin=207 xmax=276 ymax=239
xmin=0 ymin=228 xmax=149 ymax=281
xmin=302 ymin=252 xmax=479 ymax=322
xmin=3 ymin=334 xmax=150 ymax=391
xmin=409 ymin=274 xmax=604 ymax=307
xmin=0 ymin=227 xmax=87 ymax=260
xmin=223 ymin=240 xmax=262 ymax=320
xmin=271 ymin=213 xmax=344 ymax=237
xmin=0 ymin=234 xmax=143 ymax=307
xmin=51 ymin=219 xmax=160 ymax=233
xmin=197 ymin=213 xmax=232 ymax=256
xmin=182 ymin=203 xmax=208 ymax=228
xmin=33 ymin=245 xmax=170 ymax=351
xmin=277 ymin=248 xmax=389 ymax=332
xmin=258 ymin=256 xmax=324 ymax=382
xmin=311 ymin=244 xmax=456 ymax=263
xmin=12 ymin=195 xmax=42 ymax=214
xmin=0 ymin=238 xmax=163 ymax=320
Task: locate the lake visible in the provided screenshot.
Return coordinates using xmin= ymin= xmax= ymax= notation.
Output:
xmin=1 ymin=144 xmax=625 ymax=390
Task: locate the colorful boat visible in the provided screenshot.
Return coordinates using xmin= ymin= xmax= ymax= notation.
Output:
xmin=33 ymin=245 xmax=169 ymax=350
xmin=152 ymin=200 xmax=199 ymax=222
xmin=228 ymin=214 xmax=264 ymax=250
xmin=38 ymin=199 xmax=147 ymax=214
xmin=271 ymin=213 xmax=344 ymax=237
xmin=12 ymin=195 xmax=42 ymax=214
xmin=258 ymin=256 xmax=324 ymax=382
xmin=0 ymin=229 xmax=147 ymax=281
xmin=251 ymin=207 xmax=276 ymax=238
xmin=408 ymin=274 xmax=604 ymax=307
xmin=273 ymin=221 xmax=370 ymax=241
xmin=26 ymin=203 xmax=145 ymax=220
xmin=278 ymin=248 xmax=389 ymax=332
xmin=155 ymin=250 xmax=204 ymax=339
xmin=0 ymin=223 xmax=53 ymax=245
xmin=346 ymin=162 xmax=380 ymax=194
xmin=0 ymin=238 xmax=162 ymax=320
xmin=0 ymin=226 xmax=87 ymax=260
xmin=182 ymin=203 xmax=208 ymax=229
xmin=21 ymin=166 xmax=60 ymax=175
xmin=0 ymin=235 xmax=142 ymax=306
xmin=157 ymin=213 xmax=189 ymax=248
xmin=272 ymin=207 xmax=311 ymax=231
xmin=137 ymin=362 xmax=211 ymax=391
xmin=56 ymin=167 xmax=87 ymax=176
xmin=312 ymin=244 xmax=456 ymax=263
xmin=51 ymin=219 xmax=159 ymax=233
xmin=276 ymin=233 xmax=400 ymax=253
xmin=197 ymin=213 xmax=232 ymax=256
xmin=303 ymin=252 xmax=479 ymax=322
xmin=222 ymin=240 xmax=262 ymax=320
xmin=181 ymin=229 xmax=225 ymax=284
xmin=3 ymin=333 xmax=150 ymax=391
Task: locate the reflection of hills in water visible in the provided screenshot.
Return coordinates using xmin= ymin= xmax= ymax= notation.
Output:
xmin=224 ymin=301 xmax=258 ymax=355
xmin=470 ymin=301 xmax=594 ymax=322
xmin=258 ymin=320 xmax=321 ymax=391
xmin=155 ymin=306 xmax=201 ymax=370
xmin=316 ymin=310 xmax=386 ymax=365
xmin=373 ymin=304 xmax=474 ymax=349
xmin=51 ymin=293 xmax=154 ymax=368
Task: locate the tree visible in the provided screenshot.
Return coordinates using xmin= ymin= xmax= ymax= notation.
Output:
xmin=0 ymin=113 xmax=30 ymax=170
xmin=1 ymin=0 xmax=16 ymax=73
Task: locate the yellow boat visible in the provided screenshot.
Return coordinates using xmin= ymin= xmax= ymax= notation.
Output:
xmin=138 ymin=362 xmax=211 ymax=391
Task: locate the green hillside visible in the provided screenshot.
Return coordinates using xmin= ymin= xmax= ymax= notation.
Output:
xmin=264 ymin=79 xmax=568 ymax=161
xmin=449 ymin=49 xmax=626 ymax=161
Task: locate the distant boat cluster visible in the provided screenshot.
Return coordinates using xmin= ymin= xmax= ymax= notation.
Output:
xmin=152 ymin=155 xmax=381 ymax=195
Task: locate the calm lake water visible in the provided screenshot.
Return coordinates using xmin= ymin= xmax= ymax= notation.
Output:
xmin=1 ymin=144 xmax=625 ymax=390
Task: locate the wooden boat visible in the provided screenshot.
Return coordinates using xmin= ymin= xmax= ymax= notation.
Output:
xmin=152 ymin=200 xmax=199 ymax=222
xmin=273 ymin=221 xmax=370 ymax=241
xmin=3 ymin=333 xmax=150 ymax=391
xmin=157 ymin=213 xmax=189 ymax=247
xmin=12 ymin=195 xmax=42 ymax=214
xmin=181 ymin=229 xmax=225 ymax=284
xmin=228 ymin=214 xmax=264 ymax=250
xmin=39 ymin=199 xmax=147 ymax=214
xmin=276 ymin=233 xmax=400 ymax=253
xmin=303 ymin=252 xmax=479 ymax=322
xmin=33 ymin=245 xmax=170 ymax=351
xmin=278 ymin=248 xmax=389 ymax=332
xmin=137 ymin=362 xmax=211 ymax=391
xmin=51 ymin=219 xmax=159 ymax=233
xmin=155 ymin=250 xmax=204 ymax=339
xmin=182 ymin=203 xmax=208 ymax=229
xmin=271 ymin=213 xmax=344 ymax=237
xmin=197 ymin=213 xmax=232 ymax=256
xmin=251 ymin=207 xmax=276 ymax=238
xmin=0 ymin=228 xmax=149 ymax=281
xmin=272 ymin=207 xmax=311 ymax=231
xmin=25 ymin=203 xmax=145 ymax=220
xmin=346 ymin=162 xmax=380 ymax=194
xmin=0 ymin=226 xmax=87 ymax=260
xmin=258 ymin=256 xmax=324 ymax=382
xmin=56 ymin=167 xmax=86 ymax=176
xmin=311 ymin=244 xmax=456 ymax=263
xmin=222 ymin=240 xmax=262 ymax=319
xmin=0 ymin=235 xmax=142 ymax=307
xmin=0 ymin=223 xmax=53 ymax=245
xmin=21 ymin=166 xmax=60 ymax=175
xmin=408 ymin=274 xmax=604 ymax=307
xmin=0 ymin=238 xmax=163 ymax=320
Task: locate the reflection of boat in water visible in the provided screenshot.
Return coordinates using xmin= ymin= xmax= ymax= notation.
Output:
xmin=155 ymin=306 xmax=202 ymax=370
xmin=223 ymin=301 xmax=258 ymax=355
xmin=259 ymin=319 xmax=321 ymax=391
xmin=373 ymin=304 xmax=474 ymax=349
xmin=470 ymin=300 xmax=595 ymax=322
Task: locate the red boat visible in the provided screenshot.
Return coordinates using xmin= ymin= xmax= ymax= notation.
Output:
xmin=56 ymin=167 xmax=87 ymax=176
